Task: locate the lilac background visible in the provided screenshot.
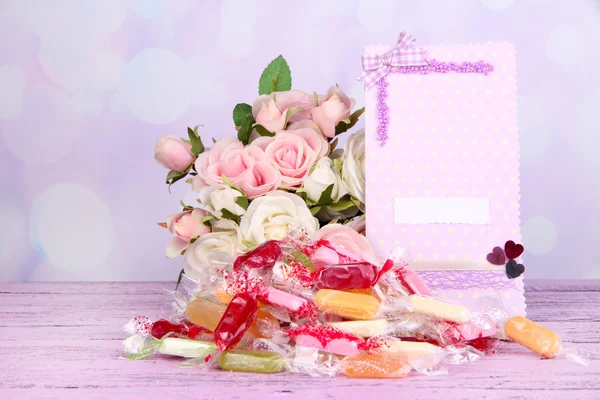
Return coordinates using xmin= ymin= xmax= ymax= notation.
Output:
xmin=0 ymin=0 xmax=598 ymax=281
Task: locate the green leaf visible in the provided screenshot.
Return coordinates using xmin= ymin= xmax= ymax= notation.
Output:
xmin=328 ymin=137 xmax=339 ymax=154
xmin=212 ymin=137 xmax=217 ymax=144
xmin=235 ymin=196 xmax=249 ymax=210
xmin=201 ymin=215 xmax=213 ymax=227
xmin=334 ymin=121 xmax=349 ymax=135
xmin=313 ymin=91 xmax=319 ymax=106
xmin=284 ymin=107 xmax=302 ymax=125
xmin=237 ymin=119 xmax=254 ymax=144
xmin=221 ymin=174 xmax=246 ymax=195
xmin=175 ymin=268 xmax=185 ymax=290
xmin=166 ymin=170 xmax=189 ymax=193
xmin=233 ymin=103 xmax=253 ymax=127
xmin=187 ymin=126 xmax=205 ymax=156
xmin=329 ymin=197 xmax=357 ymax=212
xmin=310 ymin=206 xmax=321 ymax=216
xmin=316 ymin=183 xmax=334 ymax=206
xmin=332 ymin=157 xmax=343 ymax=173
xmin=258 ymin=55 xmax=292 ymax=95
xmin=220 ymin=208 xmax=241 ymax=224
xmin=334 ymin=106 xmax=365 ymax=136
xmin=350 ymin=196 xmax=362 ymax=207
xmin=232 ymin=104 xmax=256 ymax=145
xmin=347 ymin=107 xmax=365 ymax=129
xmin=254 ymin=124 xmax=276 ymax=137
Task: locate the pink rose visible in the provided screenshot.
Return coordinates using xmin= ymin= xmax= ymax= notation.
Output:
xmin=259 ymin=129 xmax=322 ymax=189
xmin=193 ymin=136 xmax=280 ymax=198
xmin=286 ymin=121 xmax=329 ymax=158
xmin=153 ymin=135 xmax=195 ymax=172
xmin=312 ymin=223 xmax=378 ymax=265
xmin=252 ymin=90 xmax=315 ymax=127
xmin=252 ymin=97 xmax=287 ymax=132
xmin=193 ymin=136 xmax=244 ymax=189
xmin=253 ymin=125 xmax=329 ymax=158
xmin=272 ymin=90 xmax=315 ymax=122
xmin=311 ymin=86 xmax=355 ymax=138
xmin=165 ymin=208 xmax=210 ymax=258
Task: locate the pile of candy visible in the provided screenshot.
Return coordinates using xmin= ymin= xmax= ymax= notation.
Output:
xmin=123 ymin=232 xmax=588 ymax=377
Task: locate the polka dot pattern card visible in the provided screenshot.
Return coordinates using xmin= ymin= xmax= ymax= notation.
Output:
xmin=364 ymin=41 xmax=526 ymax=316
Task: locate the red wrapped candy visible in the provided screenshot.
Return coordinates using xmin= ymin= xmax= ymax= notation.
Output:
xmin=314 ymin=262 xmax=379 ymax=290
xmin=150 ymin=319 xmax=209 ymax=339
xmin=234 ymin=240 xmax=282 ymax=272
xmin=214 ymin=292 xmax=259 ymax=351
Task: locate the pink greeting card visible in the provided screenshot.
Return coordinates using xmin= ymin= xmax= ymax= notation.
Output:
xmin=364 ymin=36 xmax=525 ymax=316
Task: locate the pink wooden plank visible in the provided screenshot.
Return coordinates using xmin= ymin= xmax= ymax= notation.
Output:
xmin=0 ymin=281 xmax=598 ymax=400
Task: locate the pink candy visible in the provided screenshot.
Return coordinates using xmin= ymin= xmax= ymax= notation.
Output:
xmin=388 ymin=246 xmax=433 ymax=296
xmin=260 ymin=286 xmax=310 ymax=314
xmin=294 ymin=335 xmax=361 ymax=356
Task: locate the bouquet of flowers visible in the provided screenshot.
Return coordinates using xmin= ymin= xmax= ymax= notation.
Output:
xmin=133 ymin=55 xmax=589 ymax=378
xmin=153 ymin=55 xmax=369 ymax=283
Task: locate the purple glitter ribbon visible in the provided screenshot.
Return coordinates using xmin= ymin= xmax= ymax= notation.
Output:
xmin=375 ymin=58 xmax=495 ymax=146
xmin=376 ymin=79 xmax=389 ymax=145
xmin=417 ymin=270 xmax=517 ymax=291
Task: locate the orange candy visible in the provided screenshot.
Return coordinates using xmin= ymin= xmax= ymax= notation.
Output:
xmin=215 ymin=287 xmax=233 ymax=305
xmin=315 ymin=289 xmax=379 ymax=320
xmin=186 ymin=297 xmax=278 ymax=338
xmin=504 ymin=316 xmax=562 ymax=358
xmin=346 ymin=288 xmax=375 ymax=296
xmin=248 ymin=308 xmax=280 ymax=338
xmin=341 ymin=353 xmax=411 ymax=378
xmin=186 ymin=297 xmax=225 ymax=332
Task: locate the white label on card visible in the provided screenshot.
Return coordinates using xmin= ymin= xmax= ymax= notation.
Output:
xmin=394 ymin=197 xmax=490 ymax=225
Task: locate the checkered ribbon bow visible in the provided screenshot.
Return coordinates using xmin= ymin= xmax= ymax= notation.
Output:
xmin=357 ymin=32 xmax=428 ymax=89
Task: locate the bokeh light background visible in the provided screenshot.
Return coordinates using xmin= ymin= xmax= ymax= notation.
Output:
xmin=1 ymin=0 xmax=599 ymax=281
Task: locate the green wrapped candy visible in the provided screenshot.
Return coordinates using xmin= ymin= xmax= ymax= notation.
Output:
xmin=219 ymin=350 xmax=285 ymax=373
xmin=158 ymin=338 xmax=217 ymax=358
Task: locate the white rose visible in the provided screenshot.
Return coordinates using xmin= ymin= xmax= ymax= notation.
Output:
xmin=341 ymin=129 xmax=365 ymax=204
xmin=183 ymin=219 xmax=242 ymax=283
xmin=240 ymin=191 xmax=319 ymax=243
xmin=303 ymin=157 xmax=348 ymax=203
xmin=198 ymin=184 xmax=246 ymax=219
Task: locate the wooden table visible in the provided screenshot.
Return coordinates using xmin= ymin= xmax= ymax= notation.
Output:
xmin=1 ymin=281 xmax=598 ymax=399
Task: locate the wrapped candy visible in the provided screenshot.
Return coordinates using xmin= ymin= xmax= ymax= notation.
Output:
xmin=219 ymin=350 xmax=286 ymax=373
xmin=123 ymin=230 xmax=590 ymax=377
xmin=387 ymin=246 xmax=433 ymax=296
xmin=314 ymin=262 xmax=379 ymax=290
xmin=186 ymin=298 xmax=226 ymax=332
xmin=259 ymin=286 xmax=313 ymax=318
xmin=407 ymin=295 xmax=471 ymax=324
xmin=341 ymin=353 xmax=411 ymax=378
xmin=158 ymin=338 xmax=217 ymax=358
xmin=286 ymin=324 xmax=368 ymax=356
xmin=234 ymin=240 xmax=282 ymax=273
xmin=327 ymin=319 xmax=389 ymax=338
xmin=504 ymin=316 xmax=562 ymax=358
xmin=214 ymin=292 xmax=259 ymax=351
xmin=314 ymin=289 xmax=380 ymax=320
